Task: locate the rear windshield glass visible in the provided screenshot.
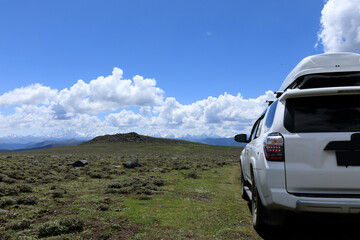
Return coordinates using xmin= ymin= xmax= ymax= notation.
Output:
xmin=284 ymin=94 xmax=360 ymax=133
xmin=289 ymin=72 xmax=360 ymax=89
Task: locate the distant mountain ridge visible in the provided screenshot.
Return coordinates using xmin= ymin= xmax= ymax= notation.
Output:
xmin=85 ymin=132 xmax=190 ymax=145
xmin=0 ymin=133 xmax=244 ymax=152
xmin=86 ymin=132 xmax=245 ymax=147
xmin=25 ymin=139 xmax=83 ymax=149
xmin=0 ymin=139 xmax=84 ymax=152
xmin=182 ymin=137 xmax=245 ymax=147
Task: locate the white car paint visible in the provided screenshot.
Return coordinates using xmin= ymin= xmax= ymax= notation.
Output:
xmin=237 ymin=52 xmax=360 ymax=229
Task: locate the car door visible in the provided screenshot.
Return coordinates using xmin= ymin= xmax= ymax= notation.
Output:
xmin=244 ymin=118 xmax=262 ymax=181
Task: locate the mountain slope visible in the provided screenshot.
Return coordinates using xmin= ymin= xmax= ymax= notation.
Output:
xmin=0 ymin=139 xmax=83 ymax=152
xmin=85 ymin=132 xmax=191 ymax=145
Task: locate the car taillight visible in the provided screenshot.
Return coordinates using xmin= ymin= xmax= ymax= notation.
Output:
xmin=264 ymin=133 xmax=284 ymax=161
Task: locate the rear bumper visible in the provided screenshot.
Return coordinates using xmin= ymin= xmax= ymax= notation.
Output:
xmin=263 ymin=188 xmax=360 ymax=214
xmin=296 ymin=200 xmax=360 ymax=214
xmin=254 ymin=160 xmax=360 ymax=214
xmin=255 ymin=167 xmax=360 ymax=214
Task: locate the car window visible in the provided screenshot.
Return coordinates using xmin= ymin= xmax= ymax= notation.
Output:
xmin=284 ymin=94 xmax=360 ymax=132
xmin=289 ymin=72 xmax=360 ymax=89
xmin=255 ymin=118 xmax=263 ymax=138
xmin=249 ymin=120 xmax=259 ymax=141
xmin=263 ymin=100 xmax=278 ymax=133
xmin=249 ymin=115 xmax=264 ymax=141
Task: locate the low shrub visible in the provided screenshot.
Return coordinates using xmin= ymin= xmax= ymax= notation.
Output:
xmin=201 ymin=166 xmax=211 ymax=171
xmin=17 ymin=184 xmax=33 ymax=193
xmin=52 ymin=190 xmax=64 ymax=198
xmin=105 ymin=187 xmax=132 ymax=194
xmin=184 ymin=171 xmax=201 ymax=179
xmin=98 ymin=204 xmax=110 ymax=211
xmin=64 ymin=173 xmax=78 ymax=180
xmin=179 ymin=164 xmax=191 ymax=170
xmin=6 ymin=219 xmax=31 ymax=230
xmin=89 ymin=172 xmax=104 ymax=179
xmin=1 ymin=177 xmax=16 ymax=184
xmin=25 ymin=177 xmax=37 ymax=183
xmin=149 ymin=176 xmax=164 ymax=186
xmin=37 ymin=221 xmax=67 ymax=238
xmin=0 ymin=227 xmax=13 ymax=240
xmin=17 ymin=195 xmax=38 ymax=205
xmin=0 ymin=197 xmax=15 ymax=208
xmin=0 ymin=185 xmax=19 ymax=196
xmin=105 ymin=176 xmax=165 ymax=195
xmin=4 ymin=171 xmax=25 ymax=180
xmin=59 ymin=217 xmax=84 ymax=232
xmin=37 ymin=217 xmax=84 ymax=238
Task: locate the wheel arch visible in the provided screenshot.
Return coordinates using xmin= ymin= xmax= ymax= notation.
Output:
xmin=249 ymin=162 xmax=267 ymax=207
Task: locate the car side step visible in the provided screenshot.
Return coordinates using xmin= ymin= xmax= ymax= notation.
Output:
xmin=244 ymin=186 xmax=252 ymax=201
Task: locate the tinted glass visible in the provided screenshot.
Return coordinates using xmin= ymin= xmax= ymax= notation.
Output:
xmin=284 ymin=95 xmax=360 ymax=133
xmin=255 ymin=119 xmax=263 ymax=138
xmin=264 ymin=100 xmax=278 ymax=132
xmin=290 ymin=72 xmax=360 ymax=89
xmin=250 ymin=121 xmax=259 ymax=141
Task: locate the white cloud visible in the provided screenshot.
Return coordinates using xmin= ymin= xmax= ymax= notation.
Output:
xmin=0 ymin=68 xmax=164 ymax=119
xmin=106 ymin=110 xmax=146 ymax=128
xmin=52 ymin=68 xmax=164 ymax=118
xmin=0 ymin=91 xmax=274 ymax=138
xmin=318 ymin=0 xmax=360 ymax=52
xmin=0 ymin=67 xmax=275 ymax=138
xmin=0 ymin=84 xmax=58 ymax=107
xmin=150 ymin=91 xmax=274 ymax=138
xmin=0 ymin=105 xmax=108 ymax=138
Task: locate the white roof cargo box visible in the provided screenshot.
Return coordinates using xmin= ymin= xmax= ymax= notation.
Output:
xmin=279 ymin=52 xmax=360 ymax=91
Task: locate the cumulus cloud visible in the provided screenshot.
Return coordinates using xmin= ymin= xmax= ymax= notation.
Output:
xmin=0 ymin=68 xmax=164 ymax=119
xmin=0 ymin=90 xmax=274 ymax=138
xmin=52 ymin=68 xmax=164 ymax=118
xmin=318 ymin=0 xmax=360 ymax=52
xmin=0 ymin=84 xmax=58 ymax=106
xmin=0 ymin=105 xmax=107 ymax=137
xmin=150 ymin=91 xmax=274 ymax=137
xmin=106 ymin=110 xmax=146 ymax=128
xmin=0 ymin=67 xmax=275 ymax=138
xmin=78 ymin=91 xmax=273 ymax=138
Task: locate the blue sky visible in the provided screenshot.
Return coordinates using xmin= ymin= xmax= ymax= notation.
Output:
xmin=0 ymin=0 xmax=358 ymax=138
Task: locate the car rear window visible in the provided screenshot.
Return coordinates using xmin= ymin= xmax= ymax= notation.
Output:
xmin=284 ymin=94 xmax=360 ymax=133
xmin=288 ymin=72 xmax=360 ymax=89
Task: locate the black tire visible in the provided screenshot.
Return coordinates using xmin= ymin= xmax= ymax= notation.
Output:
xmin=241 ymin=171 xmax=250 ymax=201
xmin=251 ymin=176 xmax=266 ymax=232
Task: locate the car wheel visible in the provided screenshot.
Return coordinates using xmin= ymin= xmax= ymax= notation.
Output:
xmin=251 ymin=176 xmax=266 ymax=231
xmin=241 ymin=171 xmax=249 ymax=201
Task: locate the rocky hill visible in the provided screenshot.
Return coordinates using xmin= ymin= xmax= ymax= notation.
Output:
xmin=84 ymin=132 xmax=186 ymax=145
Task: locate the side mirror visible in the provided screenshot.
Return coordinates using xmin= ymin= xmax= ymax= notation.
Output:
xmin=234 ymin=134 xmax=248 ymax=143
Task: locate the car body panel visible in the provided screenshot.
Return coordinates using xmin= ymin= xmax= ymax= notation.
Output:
xmin=283 ymin=132 xmax=360 ymax=194
xmin=238 ymin=52 xmax=360 ymax=218
xmin=280 ymin=52 xmax=360 ymax=91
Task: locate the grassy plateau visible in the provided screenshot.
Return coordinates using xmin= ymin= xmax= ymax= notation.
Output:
xmin=0 ymin=138 xmax=259 ymax=240
xmin=1 ymin=135 xmax=360 ymax=240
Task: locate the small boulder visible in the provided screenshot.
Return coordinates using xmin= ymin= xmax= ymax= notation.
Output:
xmin=123 ymin=158 xmax=142 ymax=169
xmin=67 ymin=160 xmax=88 ymax=167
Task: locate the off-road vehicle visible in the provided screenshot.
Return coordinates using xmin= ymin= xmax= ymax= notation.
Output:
xmin=235 ymin=52 xmax=360 ymax=231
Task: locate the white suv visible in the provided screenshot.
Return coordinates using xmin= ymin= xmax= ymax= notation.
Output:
xmin=235 ymin=52 xmax=360 ymax=231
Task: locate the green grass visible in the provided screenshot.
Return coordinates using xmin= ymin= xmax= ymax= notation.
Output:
xmin=124 ymin=166 xmax=257 ymax=239
xmin=0 ymin=141 xmax=260 ymax=239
